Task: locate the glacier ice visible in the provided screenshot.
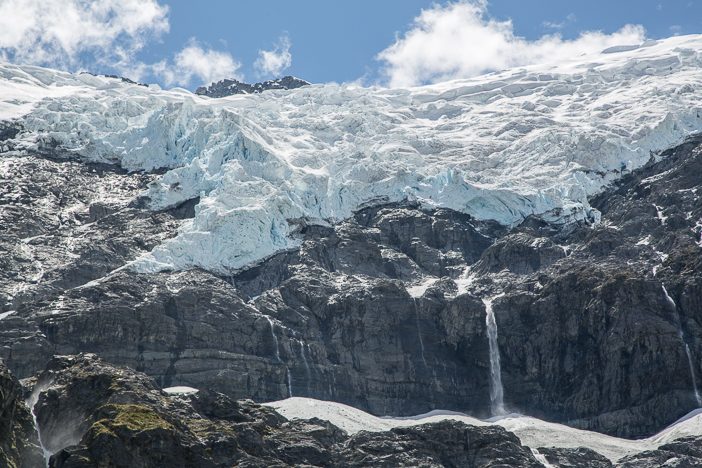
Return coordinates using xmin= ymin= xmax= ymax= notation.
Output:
xmin=2 ymin=35 xmax=702 ymax=273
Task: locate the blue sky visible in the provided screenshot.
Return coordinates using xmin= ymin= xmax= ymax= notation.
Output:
xmin=151 ymin=0 xmax=701 ymax=84
xmin=0 ymin=0 xmax=700 ymax=88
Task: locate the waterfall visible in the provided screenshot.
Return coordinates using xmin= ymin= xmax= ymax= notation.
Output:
xmin=299 ymin=340 xmax=312 ymax=394
xmin=684 ymin=343 xmax=702 ymax=406
xmin=264 ymin=316 xmax=291 ymax=398
xmin=264 ymin=316 xmax=281 ymax=362
xmin=413 ymin=298 xmax=427 ymax=367
xmin=530 ymin=448 xmax=556 ymax=468
xmin=663 ymin=284 xmax=702 ymax=406
xmin=26 ymin=384 xmax=51 ymax=467
xmin=483 ymin=295 xmax=506 ymax=416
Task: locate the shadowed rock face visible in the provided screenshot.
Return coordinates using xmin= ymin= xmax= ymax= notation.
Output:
xmin=538 ymin=447 xmax=613 ymax=468
xmin=0 ymin=360 xmax=43 ymax=468
xmin=1 ymin=135 xmax=702 ymax=440
xmin=617 ymin=437 xmax=702 ymax=467
xmin=28 ymin=354 xmax=542 ymax=468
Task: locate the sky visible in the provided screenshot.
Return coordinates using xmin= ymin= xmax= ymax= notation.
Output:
xmin=0 ymin=0 xmax=700 ymax=89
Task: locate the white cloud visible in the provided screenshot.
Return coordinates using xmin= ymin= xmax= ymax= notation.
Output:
xmin=0 ymin=0 xmax=241 ymax=88
xmin=543 ymin=13 xmax=577 ymax=30
xmin=0 ymin=0 xmax=169 ymax=70
xmin=254 ymin=35 xmax=292 ymax=77
xmin=377 ymin=1 xmax=646 ymax=87
xmin=155 ymin=41 xmax=241 ymax=87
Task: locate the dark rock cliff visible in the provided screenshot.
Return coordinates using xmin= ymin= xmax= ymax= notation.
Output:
xmin=1 ymin=135 xmax=701 ymax=443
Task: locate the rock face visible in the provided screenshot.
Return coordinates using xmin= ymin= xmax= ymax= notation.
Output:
xmin=538 ymin=447 xmax=613 ymax=468
xmin=0 ymin=360 xmax=43 ymax=468
xmin=31 ymin=354 xmax=542 ymax=468
xmin=617 ymin=436 xmax=702 ymax=467
xmin=1 ymin=135 xmax=702 ymax=440
xmin=195 ymin=76 xmax=310 ymax=97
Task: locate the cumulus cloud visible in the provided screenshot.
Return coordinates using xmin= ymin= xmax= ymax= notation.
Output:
xmin=377 ymin=0 xmax=646 ymax=87
xmin=0 ymin=0 xmax=241 ymax=88
xmin=155 ymin=41 xmax=241 ymax=87
xmin=254 ymin=35 xmax=292 ymax=77
xmin=0 ymin=0 xmax=169 ymax=70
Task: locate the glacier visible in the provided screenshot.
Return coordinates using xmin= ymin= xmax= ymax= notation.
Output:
xmin=1 ymin=35 xmax=702 ymax=273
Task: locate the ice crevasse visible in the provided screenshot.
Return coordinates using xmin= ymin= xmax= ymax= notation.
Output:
xmin=2 ymin=35 xmax=702 ymax=273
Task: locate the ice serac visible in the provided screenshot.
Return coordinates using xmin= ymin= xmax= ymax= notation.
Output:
xmin=2 ymin=36 xmax=702 ymax=274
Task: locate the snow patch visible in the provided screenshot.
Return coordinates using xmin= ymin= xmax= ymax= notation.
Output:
xmin=266 ymin=397 xmax=702 ymax=462
xmin=0 ymin=310 xmax=16 ymax=321
xmin=163 ymin=386 xmax=199 ymax=395
xmin=406 ymin=277 xmax=439 ymax=298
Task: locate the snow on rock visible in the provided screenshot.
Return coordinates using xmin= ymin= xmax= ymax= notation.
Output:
xmin=162 ymin=386 xmax=199 ymax=395
xmin=266 ymin=397 xmax=702 ymax=462
xmin=2 ymin=35 xmax=702 ymax=273
xmin=406 ymin=277 xmax=440 ymax=298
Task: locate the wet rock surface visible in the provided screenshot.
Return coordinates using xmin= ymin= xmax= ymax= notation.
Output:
xmin=0 ymin=359 xmax=43 ymax=468
xmin=0 ymin=134 xmax=701 ymax=451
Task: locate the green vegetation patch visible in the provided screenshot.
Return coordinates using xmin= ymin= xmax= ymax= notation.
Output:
xmin=91 ymin=404 xmax=174 ymax=436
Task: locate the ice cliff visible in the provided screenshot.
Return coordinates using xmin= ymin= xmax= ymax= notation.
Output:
xmin=1 ymin=35 xmax=702 ymax=273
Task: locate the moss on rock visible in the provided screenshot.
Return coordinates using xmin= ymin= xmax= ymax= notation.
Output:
xmin=91 ymin=404 xmax=174 ymax=435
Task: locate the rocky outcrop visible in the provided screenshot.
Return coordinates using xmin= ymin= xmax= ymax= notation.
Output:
xmin=31 ymin=354 xmax=542 ymax=467
xmin=538 ymin=447 xmax=613 ymax=468
xmin=0 ymin=360 xmax=43 ymax=468
xmin=1 ymin=135 xmax=702 ymax=440
xmin=195 ymin=76 xmax=310 ymax=97
xmin=617 ymin=436 xmax=702 ymax=467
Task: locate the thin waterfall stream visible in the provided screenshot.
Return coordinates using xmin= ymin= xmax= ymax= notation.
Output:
xmin=264 ymin=315 xmax=292 ymax=397
xmin=299 ymin=340 xmax=312 ymax=394
xmin=482 ymin=294 xmax=506 ymax=416
xmin=663 ymin=284 xmax=702 ymax=406
xmin=27 ymin=384 xmax=51 ymax=467
xmin=412 ymin=298 xmax=427 ymax=367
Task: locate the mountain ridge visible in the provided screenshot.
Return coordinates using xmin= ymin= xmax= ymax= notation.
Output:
xmin=194 ymin=75 xmax=310 ymax=97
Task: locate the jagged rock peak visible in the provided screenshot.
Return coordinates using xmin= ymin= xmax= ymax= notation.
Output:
xmin=195 ymin=75 xmax=310 ymax=97
xmin=79 ymin=71 xmax=148 ymax=87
